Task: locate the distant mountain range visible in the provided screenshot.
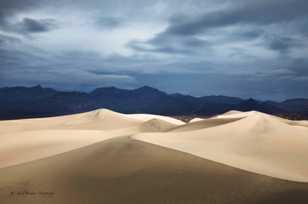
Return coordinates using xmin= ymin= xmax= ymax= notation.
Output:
xmin=0 ymin=85 xmax=308 ymax=120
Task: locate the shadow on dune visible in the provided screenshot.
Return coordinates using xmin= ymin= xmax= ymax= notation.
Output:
xmin=255 ymin=189 xmax=308 ymax=204
xmin=0 ymin=137 xmax=307 ymax=204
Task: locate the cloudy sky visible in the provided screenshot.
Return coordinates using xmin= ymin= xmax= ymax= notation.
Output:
xmin=0 ymin=0 xmax=307 ymax=100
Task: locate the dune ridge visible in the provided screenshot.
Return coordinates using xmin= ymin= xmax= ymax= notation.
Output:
xmin=0 ymin=109 xmax=308 ymax=183
xmin=171 ymin=117 xmax=241 ymax=132
xmin=1 ymin=136 xmax=308 ymax=204
xmin=0 ymin=109 xmax=183 ymax=168
xmin=134 ymin=111 xmax=308 ymax=182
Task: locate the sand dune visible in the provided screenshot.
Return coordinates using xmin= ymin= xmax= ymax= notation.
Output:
xmin=0 ymin=109 xmax=183 ymax=168
xmin=0 ymin=137 xmax=308 ymax=204
xmin=215 ymin=110 xmax=254 ymax=119
xmin=282 ymin=119 xmax=308 ymax=128
xmin=0 ymin=109 xmax=142 ymax=168
xmin=0 ymin=109 xmax=308 ymax=203
xmin=292 ymin=120 xmax=308 ymax=128
xmin=223 ymin=110 xmax=244 ymax=115
xmin=0 ymin=109 xmax=138 ymax=134
xmin=0 ymin=109 xmax=184 ymax=134
xmin=189 ymin=117 xmax=204 ymax=123
xmin=171 ymin=117 xmax=241 ymax=132
xmin=134 ymin=111 xmax=308 ymax=182
xmin=126 ymin=113 xmax=185 ymax=125
xmin=139 ymin=118 xmax=178 ymax=132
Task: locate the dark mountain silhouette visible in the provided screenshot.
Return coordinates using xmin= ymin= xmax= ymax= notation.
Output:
xmin=0 ymin=85 xmax=307 ymax=120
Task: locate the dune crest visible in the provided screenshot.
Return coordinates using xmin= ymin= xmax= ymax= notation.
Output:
xmin=0 ymin=109 xmax=185 ymax=168
xmin=189 ymin=118 xmax=204 ymax=123
xmin=0 ymin=109 xmax=140 ymax=134
xmin=139 ymin=118 xmax=178 ymax=132
xmin=126 ymin=113 xmax=185 ymax=125
xmin=171 ymin=117 xmax=242 ymax=132
xmin=134 ymin=111 xmax=308 ymax=182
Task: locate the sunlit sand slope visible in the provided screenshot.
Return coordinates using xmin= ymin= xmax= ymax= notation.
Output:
xmin=134 ymin=112 xmax=308 ymax=182
xmin=0 ymin=109 xmax=182 ymax=168
xmin=189 ymin=117 xmax=204 ymax=123
xmin=0 ymin=130 xmax=124 ymax=168
xmin=0 ymin=109 xmax=142 ymax=134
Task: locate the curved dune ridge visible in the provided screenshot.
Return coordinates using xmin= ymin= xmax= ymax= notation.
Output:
xmin=0 ymin=109 xmax=308 ymax=184
xmin=126 ymin=113 xmax=185 ymax=125
xmin=0 ymin=109 xmax=183 ymax=168
xmin=189 ymin=118 xmax=204 ymax=123
xmin=134 ymin=111 xmax=308 ymax=182
xmin=171 ymin=117 xmax=242 ymax=132
xmin=2 ymin=137 xmax=308 ymax=204
xmin=139 ymin=118 xmax=179 ymax=132
xmin=215 ymin=110 xmax=255 ymax=119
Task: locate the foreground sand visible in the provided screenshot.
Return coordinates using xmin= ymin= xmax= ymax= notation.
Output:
xmin=0 ymin=109 xmax=308 ymax=203
xmin=0 ymin=137 xmax=308 ymax=204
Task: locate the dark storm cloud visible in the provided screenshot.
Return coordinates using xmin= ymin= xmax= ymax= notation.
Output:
xmin=149 ymin=34 xmax=209 ymax=49
xmin=164 ymin=0 xmax=308 ymax=36
xmin=0 ymin=34 xmax=21 ymax=45
xmin=138 ymin=0 xmax=308 ymax=56
xmin=265 ymin=35 xmax=301 ymax=53
xmin=128 ymin=0 xmax=308 ymax=56
xmin=287 ymin=58 xmax=308 ymax=77
xmin=18 ymin=18 xmax=57 ymax=33
xmin=0 ymin=0 xmax=57 ymax=35
xmin=0 ymin=0 xmax=38 ymax=25
xmin=0 ymin=0 xmax=36 ymax=11
xmin=129 ymin=44 xmax=192 ymax=54
xmin=134 ymin=0 xmax=308 ymax=53
xmin=233 ymin=29 xmax=264 ymax=40
xmin=129 ymin=33 xmax=211 ymax=55
xmin=0 ymin=17 xmax=58 ymax=36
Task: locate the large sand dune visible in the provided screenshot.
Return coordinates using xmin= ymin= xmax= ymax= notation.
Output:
xmin=0 ymin=109 xmax=141 ymax=134
xmin=1 ymin=137 xmax=308 ymax=204
xmin=0 ymin=109 xmax=181 ymax=168
xmin=0 ymin=109 xmax=308 ymax=203
xmin=134 ymin=111 xmax=308 ymax=182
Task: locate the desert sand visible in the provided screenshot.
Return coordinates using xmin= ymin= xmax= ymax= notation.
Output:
xmin=134 ymin=111 xmax=308 ymax=182
xmin=0 ymin=109 xmax=308 ymax=204
xmin=189 ymin=117 xmax=204 ymax=123
xmin=0 ymin=109 xmax=181 ymax=168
